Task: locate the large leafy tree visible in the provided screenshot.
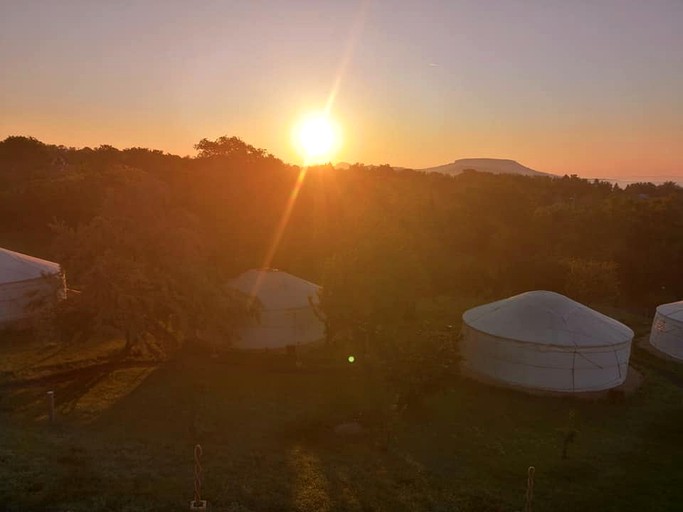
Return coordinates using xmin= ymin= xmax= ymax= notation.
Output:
xmin=52 ymin=169 xmax=251 ymax=356
xmin=318 ymin=220 xmax=427 ymax=351
xmin=194 ymin=135 xmax=272 ymax=161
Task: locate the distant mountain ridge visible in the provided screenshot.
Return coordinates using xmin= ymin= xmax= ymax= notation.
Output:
xmin=417 ymin=158 xmax=553 ymax=177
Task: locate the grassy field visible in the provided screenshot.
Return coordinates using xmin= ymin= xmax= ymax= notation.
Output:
xmin=1 ymin=303 xmax=683 ymax=511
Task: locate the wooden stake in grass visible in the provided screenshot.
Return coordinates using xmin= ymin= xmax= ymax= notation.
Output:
xmin=190 ymin=444 xmax=207 ymax=510
xmin=47 ymin=391 xmax=55 ymax=424
xmin=525 ymin=466 xmax=535 ymax=512
xmin=562 ymin=409 xmax=578 ymax=459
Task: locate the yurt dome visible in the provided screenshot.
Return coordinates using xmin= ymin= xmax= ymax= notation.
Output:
xmin=0 ymin=247 xmax=66 ymax=326
xmin=461 ymin=290 xmax=633 ymax=392
xmin=649 ymin=301 xmax=683 ymax=360
xmin=228 ymin=268 xmax=325 ymax=349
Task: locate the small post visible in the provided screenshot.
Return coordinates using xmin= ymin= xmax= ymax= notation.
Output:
xmin=190 ymin=444 xmax=207 ymax=510
xmin=47 ymin=391 xmax=55 ymax=424
xmin=525 ymin=465 xmax=535 ymax=512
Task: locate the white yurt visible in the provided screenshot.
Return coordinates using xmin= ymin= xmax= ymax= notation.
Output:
xmin=0 ymin=247 xmax=66 ymax=326
xmin=649 ymin=301 xmax=683 ymax=360
xmin=461 ymin=290 xmax=633 ymax=392
xmin=228 ymin=268 xmax=325 ymax=349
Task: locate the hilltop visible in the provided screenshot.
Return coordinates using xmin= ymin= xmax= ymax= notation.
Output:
xmin=417 ymin=158 xmax=553 ymax=177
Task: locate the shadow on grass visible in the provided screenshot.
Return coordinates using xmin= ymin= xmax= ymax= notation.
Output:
xmin=6 ymin=344 xmax=679 ymax=512
xmin=0 ymin=357 xmax=159 ymax=423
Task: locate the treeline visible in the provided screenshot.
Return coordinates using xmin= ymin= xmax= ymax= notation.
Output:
xmin=1 ymin=135 xmax=682 ymax=352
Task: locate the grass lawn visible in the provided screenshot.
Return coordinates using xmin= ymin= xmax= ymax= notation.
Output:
xmin=1 ymin=302 xmax=683 ymax=511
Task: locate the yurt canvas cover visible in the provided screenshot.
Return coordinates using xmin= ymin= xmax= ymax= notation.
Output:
xmin=0 ymin=247 xmax=65 ymax=325
xmin=650 ymin=301 xmax=683 ymax=360
xmin=461 ymin=291 xmax=633 ymax=392
xmin=229 ymin=269 xmax=324 ymax=349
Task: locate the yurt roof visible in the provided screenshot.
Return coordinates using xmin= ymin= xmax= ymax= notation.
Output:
xmin=229 ymin=269 xmax=320 ymax=310
xmin=0 ymin=247 xmax=61 ymax=284
xmin=656 ymin=300 xmax=683 ymax=323
xmin=462 ymin=290 xmax=633 ymax=348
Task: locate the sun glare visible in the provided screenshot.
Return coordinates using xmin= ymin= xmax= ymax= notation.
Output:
xmin=293 ymin=113 xmax=341 ymax=165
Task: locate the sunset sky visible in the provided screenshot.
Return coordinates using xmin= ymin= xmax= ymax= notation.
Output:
xmin=1 ymin=0 xmax=681 ymax=177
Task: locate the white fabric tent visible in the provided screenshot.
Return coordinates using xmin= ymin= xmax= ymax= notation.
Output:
xmin=461 ymin=290 xmax=633 ymax=392
xmin=0 ymin=247 xmax=65 ymax=326
xmin=228 ymin=269 xmax=325 ymax=349
xmin=649 ymin=301 xmax=683 ymax=360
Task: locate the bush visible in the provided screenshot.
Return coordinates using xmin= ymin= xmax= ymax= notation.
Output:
xmin=377 ymin=325 xmax=460 ymax=412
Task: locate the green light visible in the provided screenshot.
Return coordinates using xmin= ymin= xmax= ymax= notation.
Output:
xmin=347 ymin=355 xmax=355 ymax=363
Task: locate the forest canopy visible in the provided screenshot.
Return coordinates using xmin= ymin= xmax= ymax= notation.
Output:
xmin=1 ymin=135 xmax=682 ymax=352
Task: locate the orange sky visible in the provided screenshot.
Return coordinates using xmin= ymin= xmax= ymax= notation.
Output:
xmin=1 ymin=1 xmax=681 ymax=178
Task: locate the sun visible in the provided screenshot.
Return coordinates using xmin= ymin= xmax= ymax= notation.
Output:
xmin=293 ymin=113 xmax=341 ymax=165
